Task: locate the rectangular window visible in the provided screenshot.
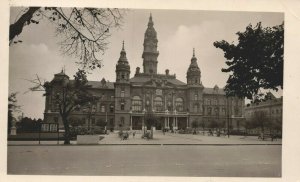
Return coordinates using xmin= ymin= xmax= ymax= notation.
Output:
xmin=121 ymin=103 xmax=125 ymax=110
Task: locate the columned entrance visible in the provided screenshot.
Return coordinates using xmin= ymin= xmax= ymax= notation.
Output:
xmin=132 ymin=114 xmax=189 ymax=130
xmin=177 ymin=117 xmax=187 ymax=130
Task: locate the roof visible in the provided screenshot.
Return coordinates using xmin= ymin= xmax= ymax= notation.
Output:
xmin=203 ymin=87 xmax=226 ymax=95
xmin=87 ymin=81 xmax=114 ymax=89
xmin=69 ymin=80 xmax=114 ymax=89
xmin=130 ymin=74 xmax=186 ymax=86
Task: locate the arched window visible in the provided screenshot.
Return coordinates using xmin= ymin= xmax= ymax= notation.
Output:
xmin=194 ymin=94 xmax=198 ymax=101
xmin=214 ymin=107 xmax=219 ymax=115
xmin=154 ymin=97 xmax=163 ymax=111
xmin=214 ymin=99 xmax=218 ymax=105
xmin=101 ymin=105 xmax=105 ymax=112
xmin=207 ymin=107 xmax=212 ymax=115
xmin=110 ymin=105 xmax=114 ymax=113
xmin=175 ymin=98 xmax=184 ymax=111
xmin=132 ymin=96 xmax=142 ymax=111
xmin=121 ymin=90 xmax=125 ymax=98
xmin=120 ymin=117 xmax=125 ymax=126
xmin=194 ymin=104 xmax=199 ymax=113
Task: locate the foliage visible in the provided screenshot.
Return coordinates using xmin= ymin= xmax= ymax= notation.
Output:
xmin=30 ymin=69 xmax=96 ymax=144
xmin=96 ymin=119 xmax=107 ymax=127
xmin=16 ymin=117 xmax=43 ymax=133
xmin=145 ymin=111 xmax=157 ymax=127
xmin=191 ymin=120 xmax=199 ymax=129
xmin=213 ymin=22 xmax=284 ymax=101
xmin=8 ymin=92 xmax=21 ymax=134
xmin=10 ymin=7 xmax=126 ymax=70
xmin=250 ymin=111 xmax=271 ymax=132
xmin=208 ymin=120 xmax=220 ymax=129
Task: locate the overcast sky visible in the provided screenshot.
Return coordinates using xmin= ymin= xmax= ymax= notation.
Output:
xmin=9 ymin=8 xmax=284 ymax=119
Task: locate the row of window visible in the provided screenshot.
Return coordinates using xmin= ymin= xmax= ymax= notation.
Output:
xmin=132 ymin=96 xmax=184 ymax=112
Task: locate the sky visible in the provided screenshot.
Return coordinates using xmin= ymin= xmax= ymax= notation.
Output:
xmin=9 ymin=8 xmax=284 ymax=119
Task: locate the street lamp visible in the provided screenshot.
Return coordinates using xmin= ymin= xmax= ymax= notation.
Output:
xmin=143 ymin=108 xmax=146 ymax=134
xmin=129 ymin=109 xmax=132 ymax=131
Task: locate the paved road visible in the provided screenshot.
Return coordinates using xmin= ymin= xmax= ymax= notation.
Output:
xmin=7 ymin=145 xmax=281 ymax=177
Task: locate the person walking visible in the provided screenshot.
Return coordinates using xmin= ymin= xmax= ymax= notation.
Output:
xmin=132 ymin=131 xmax=136 ymax=138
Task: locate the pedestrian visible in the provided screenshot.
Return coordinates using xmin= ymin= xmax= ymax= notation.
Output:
xmin=133 ymin=131 xmax=136 ymax=138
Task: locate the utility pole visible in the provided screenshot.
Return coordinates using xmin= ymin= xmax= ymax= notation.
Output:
xmin=227 ymin=97 xmax=230 ymax=138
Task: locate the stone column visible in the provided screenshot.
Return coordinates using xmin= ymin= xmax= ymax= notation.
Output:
xmin=186 ymin=116 xmax=189 ymax=128
xmin=130 ymin=114 xmax=132 ymax=130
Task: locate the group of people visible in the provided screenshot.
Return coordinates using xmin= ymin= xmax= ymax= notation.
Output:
xmin=120 ymin=130 xmax=136 ymax=140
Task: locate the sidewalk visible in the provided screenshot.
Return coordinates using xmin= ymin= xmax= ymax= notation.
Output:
xmin=7 ymin=131 xmax=282 ymax=145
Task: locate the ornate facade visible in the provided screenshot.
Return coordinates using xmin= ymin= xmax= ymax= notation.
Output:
xmin=44 ymin=14 xmax=245 ymax=131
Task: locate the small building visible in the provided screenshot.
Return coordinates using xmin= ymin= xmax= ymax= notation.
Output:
xmin=244 ymin=92 xmax=283 ymax=133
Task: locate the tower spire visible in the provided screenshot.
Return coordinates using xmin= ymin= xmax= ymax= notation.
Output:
xmin=122 ymin=40 xmax=125 ymax=50
xmin=142 ymin=13 xmax=159 ymax=74
xmin=193 ymin=48 xmax=195 ymax=57
xmin=187 ymin=48 xmax=201 ymax=85
xmin=148 ymin=13 xmax=154 ymax=27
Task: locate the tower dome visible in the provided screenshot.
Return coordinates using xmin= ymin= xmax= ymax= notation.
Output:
xmin=116 ymin=41 xmax=130 ymax=82
xmin=187 ymin=48 xmax=201 ymax=85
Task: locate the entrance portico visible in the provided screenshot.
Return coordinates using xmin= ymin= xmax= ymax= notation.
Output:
xmin=131 ymin=111 xmax=189 ymax=130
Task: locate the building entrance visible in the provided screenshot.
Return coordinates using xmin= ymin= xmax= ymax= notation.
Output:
xmin=132 ymin=116 xmax=142 ymax=130
xmin=177 ymin=117 xmax=187 ymax=130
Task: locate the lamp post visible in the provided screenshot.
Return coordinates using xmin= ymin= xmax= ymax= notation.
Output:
xmin=226 ymin=97 xmax=232 ymax=138
xmin=129 ymin=109 xmax=132 ymax=131
xmin=105 ymin=111 xmax=107 ymax=134
xmin=143 ymin=108 xmax=147 ymax=134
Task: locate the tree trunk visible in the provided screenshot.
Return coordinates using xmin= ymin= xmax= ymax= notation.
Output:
xmin=10 ymin=7 xmax=40 ymax=41
xmin=62 ymin=116 xmax=71 ymax=145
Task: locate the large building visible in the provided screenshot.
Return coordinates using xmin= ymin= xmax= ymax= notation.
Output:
xmin=44 ymin=14 xmax=245 ymax=131
xmin=244 ymin=92 xmax=283 ymax=132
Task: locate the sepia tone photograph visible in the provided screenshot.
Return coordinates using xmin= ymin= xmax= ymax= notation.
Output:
xmin=6 ymin=5 xmax=284 ymax=178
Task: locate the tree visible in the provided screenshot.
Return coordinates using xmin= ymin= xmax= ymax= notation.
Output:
xmin=191 ymin=120 xmax=199 ymax=129
xmin=17 ymin=117 xmax=42 ymax=132
xmin=250 ymin=111 xmax=271 ymax=133
xmin=208 ymin=120 xmax=219 ymax=130
xmin=8 ymin=92 xmax=20 ymax=134
xmin=31 ymin=69 xmax=95 ymax=144
xmin=144 ymin=111 xmax=157 ymax=139
xmin=10 ymin=7 xmax=125 ymax=70
xmin=213 ymin=22 xmax=284 ymax=101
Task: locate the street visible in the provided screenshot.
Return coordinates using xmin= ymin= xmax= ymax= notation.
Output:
xmin=7 ymin=145 xmax=281 ymax=177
